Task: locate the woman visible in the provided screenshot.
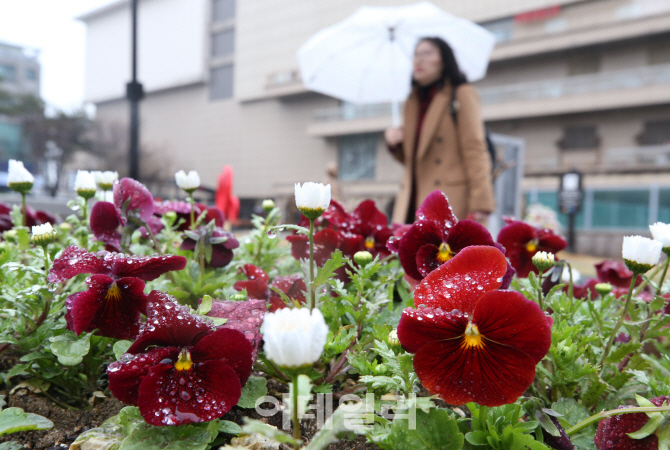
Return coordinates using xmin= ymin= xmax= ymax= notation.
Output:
xmin=385 ymin=37 xmax=495 ymax=224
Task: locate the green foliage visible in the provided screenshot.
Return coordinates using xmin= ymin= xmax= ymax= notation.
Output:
xmin=236 ymin=376 xmax=268 ymax=409
xmin=0 ymin=407 xmax=53 ymax=436
xmin=373 ymin=408 xmax=463 ymax=450
xmin=464 ymin=403 xmax=547 ymax=450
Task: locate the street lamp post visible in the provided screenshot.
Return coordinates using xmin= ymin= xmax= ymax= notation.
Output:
xmin=126 ymin=0 xmax=144 ymax=180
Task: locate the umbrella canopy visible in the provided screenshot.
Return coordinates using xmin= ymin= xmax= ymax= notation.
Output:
xmin=297 ymin=1 xmax=496 ymax=124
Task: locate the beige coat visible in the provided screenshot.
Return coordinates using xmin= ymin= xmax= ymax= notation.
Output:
xmin=391 ymin=83 xmax=496 ymax=223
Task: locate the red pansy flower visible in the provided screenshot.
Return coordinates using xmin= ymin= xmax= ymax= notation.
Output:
xmin=348 ymin=200 xmax=393 ymax=258
xmin=108 ymin=292 xmax=253 ymax=426
xmin=594 ymin=396 xmax=670 ymax=450
xmin=48 ymin=246 xmax=186 ymax=339
xmin=206 ymin=298 xmax=266 ymax=359
xmin=113 ymin=178 xmax=155 ymax=223
xmin=154 ymin=200 xmax=225 ymax=231
xmin=90 ymin=201 xmax=124 ymax=251
xmin=287 ymin=229 xmax=362 ymax=282
xmin=232 ymin=264 xmax=306 ymax=312
xmin=180 ymin=227 xmax=239 ymax=268
xmin=595 ymin=260 xmax=643 ymax=289
xmin=397 ymin=246 xmax=552 ymax=407
xmin=296 ymin=199 xmax=352 ymax=230
xmin=390 ymin=191 xmax=499 ymax=280
xmin=497 ymin=221 xmax=567 ymax=278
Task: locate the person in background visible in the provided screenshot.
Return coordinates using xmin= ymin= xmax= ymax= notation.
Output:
xmin=385 ymin=37 xmax=495 ymax=224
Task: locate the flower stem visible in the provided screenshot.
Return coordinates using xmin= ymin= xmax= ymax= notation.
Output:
xmin=566 ymin=262 xmax=574 ymax=303
xmin=143 ymin=220 xmax=163 ymax=254
xmin=308 ymin=218 xmax=315 ymax=312
xmin=565 ymin=405 xmax=670 ymax=436
xmin=291 ymin=374 xmax=301 ymax=450
xmin=42 ymin=246 xmax=50 ymax=282
xmin=189 ymin=192 xmax=195 ymax=230
xmin=654 ymin=251 xmax=670 ymax=297
xmin=81 ymin=197 xmax=88 ymax=225
xmin=21 ymin=192 xmax=27 ymax=227
xmin=537 ymin=269 xmax=544 ymax=310
xmin=599 ymin=274 xmax=637 ymax=369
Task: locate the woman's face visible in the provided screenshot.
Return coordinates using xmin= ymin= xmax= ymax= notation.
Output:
xmin=413 ymin=40 xmax=443 ymax=86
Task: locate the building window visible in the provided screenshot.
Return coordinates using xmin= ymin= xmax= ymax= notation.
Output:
xmin=0 ymin=64 xmax=16 ymax=82
xmin=591 ymin=190 xmax=649 ymax=229
xmin=338 ymin=134 xmax=377 ymax=181
xmin=567 ymin=52 xmax=600 ymax=76
xmin=213 ymin=0 xmax=235 ymax=21
xmin=648 ymin=40 xmax=670 ymax=65
xmin=557 ymin=125 xmax=600 ymax=150
xmin=480 ymin=18 xmax=514 ymax=43
xmin=636 ymin=120 xmax=670 ymax=146
xmin=210 ymin=64 xmax=233 ymax=100
xmin=25 ymin=68 xmax=37 ymax=81
xmin=212 ymin=29 xmax=235 ymax=57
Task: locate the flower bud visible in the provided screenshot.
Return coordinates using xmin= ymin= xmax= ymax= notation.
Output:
xmin=7 ymin=159 xmax=34 ymax=194
xmin=294 ymin=182 xmax=330 ymax=220
xmin=261 ymin=308 xmax=328 ymax=368
xmin=532 ymin=251 xmax=555 ymax=272
xmin=387 ymin=329 xmax=400 ymax=348
xmin=622 ymin=235 xmax=662 ymax=274
xmin=594 ymin=282 xmax=612 ymax=297
xmin=231 ymin=292 xmax=247 ymax=301
xmin=262 ymin=199 xmax=275 ymax=213
xmin=353 ymin=250 xmax=373 ymax=266
xmin=75 ymin=170 xmax=97 ymax=199
xmin=175 ymin=170 xmax=200 ymax=193
xmin=92 ymin=171 xmax=118 ymax=191
xmin=58 ymin=222 xmax=73 ymax=232
xmin=31 ymin=223 xmax=56 ymax=246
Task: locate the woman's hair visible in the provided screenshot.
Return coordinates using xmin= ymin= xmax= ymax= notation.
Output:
xmin=412 ymin=37 xmax=467 ymax=88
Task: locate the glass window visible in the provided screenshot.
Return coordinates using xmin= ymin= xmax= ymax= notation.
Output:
xmin=210 ymin=64 xmax=233 ymax=100
xmin=0 ymin=63 xmax=16 ymax=82
xmin=480 ymin=18 xmax=514 ymax=43
xmin=557 ymin=125 xmax=600 ymax=150
xmin=524 ymin=191 xmax=584 ymax=229
xmin=338 ymin=134 xmax=378 ymax=181
xmin=658 ymin=189 xmax=670 ymax=224
xmin=212 ymin=29 xmax=235 ymax=57
xmin=591 ymin=190 xmax=649 ymax=229
xmin=213 ymin=0 xmax=235 ymax=21
xmin=567 ymin=52 xmax=600 ymax=76
xmin=25 ymin=68 xmax=37 ymax=81
xmin=636 ymin=120 xmax=670 ymax=146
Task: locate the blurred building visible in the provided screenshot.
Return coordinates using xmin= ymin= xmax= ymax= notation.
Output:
xmin=80 ymin=0 xmax=670 ymax=255
xmin=0 ymin=41 xmax=41 ymax=165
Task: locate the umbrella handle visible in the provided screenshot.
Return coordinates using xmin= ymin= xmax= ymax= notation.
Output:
xmin=392 ymin=100 xmax=401 ymax=128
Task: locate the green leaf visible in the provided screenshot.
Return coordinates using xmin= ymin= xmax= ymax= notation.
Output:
xmin=196 ymin=295 xmax=212 ymax=315
xmin=3 ymin=364 xmax=29 ymax=380
xmin=49 ymin=331 xmax=91 ymax=365
xmin=0 ymin=442 xmax=23 ymax=450
xmin=113 ymin=340 xmax=132 ymax=361
xmin=627 ymin=414 xmax=664 ymax=439
xmin=509 ymin=431 xmax=550 ymax=450
xmin=218 ymin=420 xmax=242 ymax=435
xmin=0 ymin=408 xmax=53 ymax=436
xmin=241 ymin=418 xmax=301 ymax=446
xmin=237 ymin=376 xmax=268 ymax=409
xmin=386 ymin=408 xmax=463 ymax=450
xmin=604 ymin=343 xmax=642 ymax=364
xmin=119 ymin=420 xmax=219 ymax=450
xmin=313 ymin=250 xmax=345 ymax=287
xmin=304 ymin=406 xmax=348 ymax=450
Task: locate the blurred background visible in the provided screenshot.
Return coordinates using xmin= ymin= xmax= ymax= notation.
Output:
xmin=0 ymin=0 xmax=669 ymax=257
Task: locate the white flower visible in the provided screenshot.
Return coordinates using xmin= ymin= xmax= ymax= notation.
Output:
xmin=561 ymin=266 xmax=580 ymax=284
xmin=31 ymin=223 xmax=56 ymax=245
xmin=532 ymin=251 xmax=555 ymax=272
xmin=175 ymin=170 xmax=200 ymax=192
xmin=261 ymin=308 xmax=328 ymax=368
xmin=622 ymin=235 xmax=662 ymax=268
xmin=294 ymin=182 xmax=330 ymax=219
xmin=650 ymin=222 xmax=670 ymax=249
xmin=93 ymin=171 xmax=118 ymax=190
xmin=75 ymin=170 xmax=97 ymax=192
xmin=7 ymin=160 xmax=34 ymax=185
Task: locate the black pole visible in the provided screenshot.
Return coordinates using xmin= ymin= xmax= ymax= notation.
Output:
xmin=567 ymin=213 xmax=576 ymax=253
xmin=126 ymin=0 xmax=143 ymax=180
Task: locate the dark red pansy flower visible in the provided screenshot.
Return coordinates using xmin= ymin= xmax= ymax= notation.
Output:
xmin=497 ymin=220 xmax=567 ymax=278
xmin=595 ymin=260 xmax=643 ymax=289
xmin=108 ymin=292 xmax=253 ymax=426
xmin=397 ymin=246 xmax=552 ymax=407
xmin=0 ymin=203 xmax=14 ymax=232
xmin=90 ymin=201 xmax=124 ymax=251
xmin=391 ymin=191 xmax=498 ymax=280
xmin=297 ymin=199 xmax=352 ymax=230
xmin=348 ymin=200 xmax=393 ymax=258
xmin=232 ymin=264 xmax=306 ymax=312
xmin=594 ymin=396 xmax=670 ymax=450
xmin=233 ymin=264 xmax=269 ymax=299
xmin=26 ymin=206 xmax=57 ymax=228
xmin=542 ymin=416 xmax=574 ymax=450
xmin=113 ymin=178 xmax=155 ymax=223
xmin=48 ymin=246 xmax=186 ymax=339
xmin=287 ymin=229 xmax=362 ymax=282
xmin=154 ymin=200 xmax=225 ymax=231
xmin=206 ymin=298 xmax=266 ymax=359
xmin=180 ymin=227 xmax=239 ymax=268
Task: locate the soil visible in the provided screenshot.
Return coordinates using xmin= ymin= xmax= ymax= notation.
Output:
xmin=0 ymin=375 xmax=379 ymax=450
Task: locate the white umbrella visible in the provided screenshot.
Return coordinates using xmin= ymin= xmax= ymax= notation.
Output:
xmin=297 ymin=1 xmax=496 ymax=126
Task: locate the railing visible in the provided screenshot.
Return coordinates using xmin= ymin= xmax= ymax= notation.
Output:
xmin=479 ymin=64 xmax=670 ymax=104
xmin=604 ymin=144 xmax=670 ymax=168
xmin=312 ymin=102 xmax=392 ymax=122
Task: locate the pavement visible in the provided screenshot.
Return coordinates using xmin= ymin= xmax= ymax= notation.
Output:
xmin=555 ymin=251 xmax=603 ymax=278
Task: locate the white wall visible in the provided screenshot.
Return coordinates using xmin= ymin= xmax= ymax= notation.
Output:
xmin=82 ymin=0 xmax=207 ymax=103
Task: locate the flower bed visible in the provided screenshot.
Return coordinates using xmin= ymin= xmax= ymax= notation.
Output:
xmin=0 ymin=164 xmax=668 ymax=450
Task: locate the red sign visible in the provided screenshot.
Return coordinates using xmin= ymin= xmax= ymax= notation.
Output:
xmin=514 ymin=5 xmax=561 ymax=23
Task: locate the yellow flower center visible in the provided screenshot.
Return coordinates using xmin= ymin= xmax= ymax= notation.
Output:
xmin=525 ymin=240 xmax=538 ymax=253
xmin=462 ymin=322 xmax=483 ymax=349
xmin=437 ymin=242 xmax=454 ymax=263
xmin=364 ymin=236 xmax=375 ymax=250
xmin=105 ymin=282 xmax=122 ymax=302
xmin=174 ymin=348 xmax=193 ymax=371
